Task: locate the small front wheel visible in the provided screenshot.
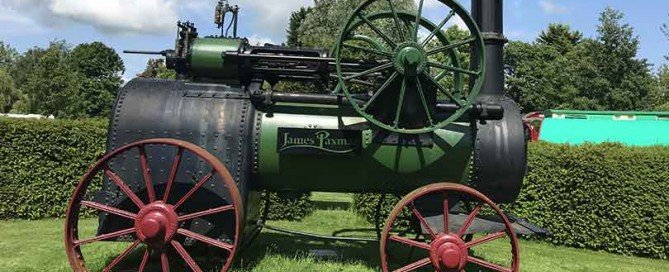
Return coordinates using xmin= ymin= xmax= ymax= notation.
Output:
xmin=380 ymin=183 xmax=520 ymax=272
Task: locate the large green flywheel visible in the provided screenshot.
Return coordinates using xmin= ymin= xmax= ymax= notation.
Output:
xmin=334 ymin=0 xmax=486 ymax=134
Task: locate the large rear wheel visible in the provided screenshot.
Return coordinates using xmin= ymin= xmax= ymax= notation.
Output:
xmin=64 ymin=139 xmax=243 ymax=272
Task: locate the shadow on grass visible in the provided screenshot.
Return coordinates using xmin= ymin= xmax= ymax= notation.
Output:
xmin=237 ymin=231 xmax=380 ymax=270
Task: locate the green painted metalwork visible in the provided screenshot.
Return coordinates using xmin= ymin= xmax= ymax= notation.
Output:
xmin=257 ymin=104 xmax=473 ymax=193
xmin=540 ymin=110 xmax=669 ymax=146
xmin=189 ymin=37 xmax=243 ymax=78
xmin=334 ymin=0 xmax=485 ymax=134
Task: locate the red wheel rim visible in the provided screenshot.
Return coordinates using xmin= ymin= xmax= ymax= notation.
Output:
xmin=380 ymin=183 xmax=519 ymax=272
xmin=64 ymin=139 xmax=243 ymax=272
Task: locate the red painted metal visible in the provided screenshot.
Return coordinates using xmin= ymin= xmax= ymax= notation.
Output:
xmin=380 ymin=183 xmax=520 ymax=272
xmin=64 ymin=138 xmax=243 ymax=272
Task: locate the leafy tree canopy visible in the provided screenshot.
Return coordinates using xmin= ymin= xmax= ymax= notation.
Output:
xmin=138 ymin=59 xmax=177 ymax=80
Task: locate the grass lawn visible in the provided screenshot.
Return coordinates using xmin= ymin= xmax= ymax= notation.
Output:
xmin=1 ymin=192 xmax=667 ymax=271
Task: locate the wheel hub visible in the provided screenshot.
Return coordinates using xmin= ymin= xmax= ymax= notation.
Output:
xmin=393 ymin=42 xmax=427 ymax=76
xmin=135 ymin=202 xmax=178 ymax=248
xmin=429 ymin=234 xmax=469 ymax=271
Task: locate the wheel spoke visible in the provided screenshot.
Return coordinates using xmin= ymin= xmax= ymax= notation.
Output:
xmin=138 ymin=145 xmax=156 ymax=203
xmin=427 ymin=62 xmax=479 ymax=76
xmin=393 ymin=77 xmax=408 ymax=128
xmin=388 ymin=235 xmax=431 ymax=250
xmin=356 ymin=13 xmax=397 ymax=47
xmin=75 ymin=227 xmax=135 ymax=246
xmin=394 ymin=257 xmax=431 ymax=272
xmin=177 ymin=228 xmax=234 ymax=251
xmin=413 ymin=0 xmax=424 ymax=42
xmin=467 ymin=256 xmax=512 ymax=272
xmin=362 ymin=71 xmax=399 ymax=111
xmin=138 ymin=249 xmax=150 ymax=272
xmin=466 ymin=231 xmax=507 ymax=248
xmin=174 ymin=170 xmax=215 ymax=210
xmin=171 ymin=240 xmax=203 ymax=272
xmin=344 ymin=62 xmax=394 ymax=81
xmin=443 ymin=193 xmax=450 ymax=234
xmin=81 ymin=200 xmax=136 ymax=220
xmin=458 ymin=204 xmax=482 ymax=237
xmin=427 ymin=37 xmax=477 ymax=56
xmin=343 ymin=43 xmax=392 ymax=57
xmin=161 ymin=252 xmax=170 ymax=272
xmin=104 ymin=165 xmax=145 ymax=208
xmin=387 ymin=0 xmax=405 ymax=41
xmin=409 ymin=203 xmax=436 ymax=239
xmin=422 ymin=10 xmax=456 ymax=47
xmin=163 ymin=147 xmax=184 ymax=202
xmin=179 ymin=205 xmax=235 ymax=222
xmin=102 ymin=239 xmax=141 ymax=272
xmin=415 ymin=79 xmax=434 ymax=126
xmin=421 ymin=72 xmax=463 ymax=107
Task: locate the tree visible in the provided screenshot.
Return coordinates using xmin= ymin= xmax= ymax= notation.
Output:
xmin=506 ymin=8 xmax=655 ymax=112
xmin=286 ymin=7 xmax=311 ymax=47
xmin=69 ymin=42 xmax=125 ymax=118
xmin=581 ymin=7 xmax=654 ymax=111
xmin=297 ymin=0 xmax=416 ymax=49
xmin=649 ymin=65 xmax=669 ymax=111
xmin=138 ymin=59 xmax=176 ymax=79
xmin=537 ymin=24 xmax=583 ymax=54
xmin=0 ymin=68 xmax=18 ymax=113
xmin=10 ymin=41 xmax=82 ymax=117
xmin=0 ymin=42 xmax=19 ymax=69
xmin=662 ymin=15 xmax=669 ymax=61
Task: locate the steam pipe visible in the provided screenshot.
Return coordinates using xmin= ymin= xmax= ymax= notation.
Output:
xmin=471 ymin=0 xmax=507 ymax=96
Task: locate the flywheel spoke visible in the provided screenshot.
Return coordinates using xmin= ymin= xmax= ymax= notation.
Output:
xmin=75 ymin=227 xmax=135 ymax=246
xmin=415 ymin=80 xmax=434 ymax=126
xmin=177 ymin=228 xmax=234 ymax=251
xmin=422 ymin=72 xmax=463 ymax=107
xmin=427 ymin=62 xmax=479 ymax=76
xmin=174 ymin=170 xmax=215 ymax=210
xmin=388 ymin=235 xmax=431 ymax=251
xmin=422 ymin=10 xmax=456 ymax=47
xmin=393 ymin=77 xmax=408 ymax=128
xmin=344 ymin=62 xmax=394 ymax=81
xmin=386 ymin=0 xmax=405 ymax=41
xmin=466 ymin=231 xmax=507 ymax=248
xmin=343 ymin=43 xmax=392 ymax=57
xmin=102 ymin=239 xmax=141 ymax=272
xmin=394 ymin=257 xmax=431 ymax=272
xmin=163 ymin=147 xmax=184 ymax=202
xmin=362 ymin=71 xmax=399 ymax=111
xmin=413 ymin=0 xmax=425 ymax=42
xmin=138 ymin=145 xmax=156 ymax=203
xmin=104 ymin=166 xmax=145 ymax=208
xmin=356 ymin=13 xmax=397 ymax=47
xmin=427 ymin=37 xmax=476 ymax=56
xmin=179 ymin=205 xmax=235 ymax=221
xmin=467 ymin=256 xmax=512 ymax=272
xmin=171 ymin=240 xmax=204 ymax=272
xmin=81 ymin=200 xmax=136 ymax=220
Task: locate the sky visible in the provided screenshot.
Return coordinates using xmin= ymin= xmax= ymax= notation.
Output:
xmin=0 ymin=0 xmax=667 ymax=81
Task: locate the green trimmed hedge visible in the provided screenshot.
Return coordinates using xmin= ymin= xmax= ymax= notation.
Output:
xmin=0 ymin=117 xmax=107 ymax=219
xmin=0 ymin=117 xmax=313 ymax=221
xmin=261 ymin=191 xmax=314 ymax=221
xmin=353 ymin=142 xmax=669 ymax=259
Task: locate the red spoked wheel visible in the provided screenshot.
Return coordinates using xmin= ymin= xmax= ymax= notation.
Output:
xmin=380 ymin=183 xmax=519 ymax=272
xmin=64 ymin=139 xmax=243 ymax=272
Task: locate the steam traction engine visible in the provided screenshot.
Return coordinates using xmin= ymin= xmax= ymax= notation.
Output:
xmin=64 ymin=0 xmax=545 ymax=271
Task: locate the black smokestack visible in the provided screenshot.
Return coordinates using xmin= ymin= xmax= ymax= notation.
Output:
xmin=471 ymin=0 xmax=506 ymax=96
